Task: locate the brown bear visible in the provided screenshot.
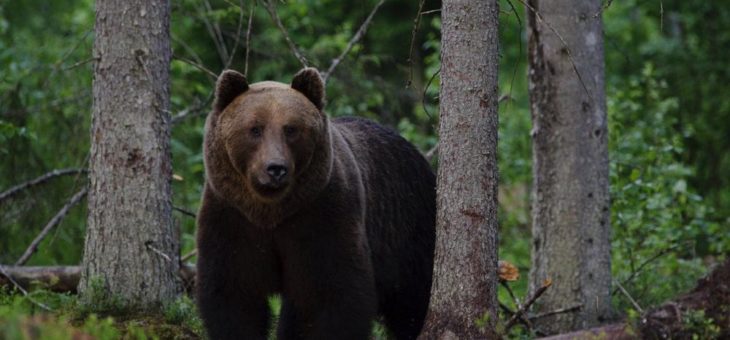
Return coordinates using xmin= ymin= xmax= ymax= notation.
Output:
xmin=196 ymin=67 xmax=435 ymax=340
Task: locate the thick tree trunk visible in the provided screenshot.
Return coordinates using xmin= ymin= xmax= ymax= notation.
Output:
xmin=419 ymin=0 xmax=500 ymax=338
xmin=79 ymin=0 xmax=181 ymax=310
xmin=527 ymin=0 xmax=612 ymax=334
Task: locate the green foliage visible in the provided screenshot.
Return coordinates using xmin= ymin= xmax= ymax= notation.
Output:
xmin=682 ymin=309 xmax=721 ymax=340
xmin=608 ymin=63 xmax=726 ymax=309
xmin=76 ymin=276 xmax=129 ymax=317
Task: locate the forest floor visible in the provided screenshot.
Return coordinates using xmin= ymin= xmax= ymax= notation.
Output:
xmin=1 ymin=260 xmax=728 ymax=339
xmin=0 ymin=292 xmax=203 ymax=340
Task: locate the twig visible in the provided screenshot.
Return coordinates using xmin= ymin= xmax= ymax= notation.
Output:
xmin=42 ymin=28 xmax=93 ymax=89
xmin=173 ymin=206 xmax=197 ymax=218
xmin=222 ymin=0 xmax=247 ymax=70
xmin=172 ymin=55 xmax=218 ymax=80
xmin=15 ymin=188 xmax=88 ymax=266
xmin=181 ymin=249 xmax=198 ymax=262
xmin=505 ymin=0 xmax=522 ymax=104
xmin=500 ymin=281 xmax=534 ymax=331
xmin=520 ymin=0 xmax=594 ymax=103
xmin=501 ymin=281 xmax=521 ymax=306
xmin=145 ymin=241 xmax=173 ymax=263
xmin=612 ymin=245 xmax=678 ymax=296
xmin=263 ymin=0 xmax=309 ymax=68
xmin=659 ymin=0 xmax=664 ymax=33
xmin=0 ymin=265 xmax=52 ymax=311
xmin=500 ymin=302 xmax=533 ymax=330
xmin=530 ymin=304 xmax=582 ymax=320
xmin=424 ymin=143 xmax=438 ymax=162
xmin=172 ymin=34 xmax=207 ymax=70
xmin=322 ymin=0 xmax=386 ymax=84
xmin=406 ymin=0 xmax=426 ymax=88
xmin=62 ymin=57 xmax=99 ymax=71
xmin=199 ymin=0 xmax=230 ymax=65
xmin=593 ymin=0 xmax=614 ymax=18
xmin=420 ymin=9 xmax=440 ymax=15
xmin=244 ymin=0 xmax=256 ymax=78
xmin=614 ymin=279 xmax=644 ymax=314
xmin=171 ymin=94 xmax=213 ymax=125
xmin=421 ymin=66 xmax=440 ymax=121
xmin=505 ymin=280 xmax=552 ymax=331
xmin=0 ymin=168 xmax=87 ymax=204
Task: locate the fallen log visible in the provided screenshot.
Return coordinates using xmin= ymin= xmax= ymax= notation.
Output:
xmin=0 ymin=265 xmax=82 ymax=293
xmin=0 ymin=264 xmax=197 ymax=294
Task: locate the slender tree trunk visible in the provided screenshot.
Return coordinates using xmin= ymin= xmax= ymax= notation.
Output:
xmin=527 ymin=0 xmax=611 ymax=334
xmin=79 ymin=0 xmax=180 ymax=310
xmin=419 ymin=0 xmax=500 ymax=338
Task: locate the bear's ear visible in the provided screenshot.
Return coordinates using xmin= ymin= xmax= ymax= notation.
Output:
xmin=291 ymin=67 xmax=325 ymax=110
xmin=214 ymin=70 xmax=249 ymax=112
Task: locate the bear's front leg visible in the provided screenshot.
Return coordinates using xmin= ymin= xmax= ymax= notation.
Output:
xmin=196 ymin=189 xmax=279 ymax=340
xmin=275 ymin=217 xmax=377 ymax=340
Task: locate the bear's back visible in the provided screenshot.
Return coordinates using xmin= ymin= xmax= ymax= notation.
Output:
xmin=331 ymin=116 xmax=436 ymax=331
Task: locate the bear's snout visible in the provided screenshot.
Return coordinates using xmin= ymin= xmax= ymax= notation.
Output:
xmin=266 ymin=162 xmax=288 ymax=183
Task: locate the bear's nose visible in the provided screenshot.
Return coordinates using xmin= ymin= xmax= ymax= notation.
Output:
xmin=266 ymin=163 xmax=288 ymax=182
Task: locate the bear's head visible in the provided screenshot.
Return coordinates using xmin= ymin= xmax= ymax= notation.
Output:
xmin=203 ymin=68 xmax=333 ymax=227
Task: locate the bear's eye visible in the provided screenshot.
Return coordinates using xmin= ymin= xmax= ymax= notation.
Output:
xmin=249 ymin=126 xmax=263 ymax=137
xmin=283 ymin=125 xmax=298 ymax=138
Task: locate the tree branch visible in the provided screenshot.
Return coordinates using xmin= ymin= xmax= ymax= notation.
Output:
xmin=406 ymin=0 xmax=426 ymax=88
xmin=505 ymin=279 xmax=552 ymax=331
xmin=222 ymin=0 xmax=247 ymax=70
xmin=322 ymin=0 xmax=386 ymax=84
xmin=0 ymin=168 xmax=87 ymax=204
xmin=15 ymin=188 xmax=88 ymax=266
xmin=244 ymin=0 xmax=256 ymax=78
xmin=262 ymin=0 xmax=309 ymax=68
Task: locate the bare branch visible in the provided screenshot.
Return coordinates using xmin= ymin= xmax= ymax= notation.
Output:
xmin=171 ymin=95 xmax=213 ymax=126
xmin=199 ymin=0 xmax=230 ymax=65
xmin=406 ymin=0 xmax=426 ymax=88
xmin=262 ymin=0 xmax=309 ymax=68
xmin=145 ymin=241 xmax=174 ymax=263
xmin=173 ymin=206 xmax=197 ymax=218
xmin=181 ymin=249 xmax=198 ymax=262
xmin=505 ymin=279 xmax=552 ymax=331
xmin=322 ymin=0 xmax=386 ymax=84
xmin=420 ymin=9 xmax=440 ymax=15
xmin=421 ymin=66 xmax=440 ymax=121
xmin=612 ymin=244 xmax=679 ymax=296
xmin=15 ymin=188 xmax=88 ymax=266
xmin=172 ymin=55 xmax=218 ymax=80
xmin=0 ymin=168 xmax=87 ymax=204
xmin=424 ymin=143 xmax=438 ymax=162
xmin=222 ymin=0 xmax=247 ymax=70
xmin=244 ymin=0 xmax=256 ymax=77
xmin=62 ymin=57 xmax=99 ymax=71
xmin=530 ymin=304 xmax=582 ymax=320
xmin=614 ymin=279 xmax=644 ymax=314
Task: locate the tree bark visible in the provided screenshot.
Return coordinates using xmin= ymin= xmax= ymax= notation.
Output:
xmin=79 ymin=0 xmax=181 ymax=310
xmin=527 ymin=0 xmax=612 ymax=334
xmin=419 ymin=0 xmax=500 ymax=338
